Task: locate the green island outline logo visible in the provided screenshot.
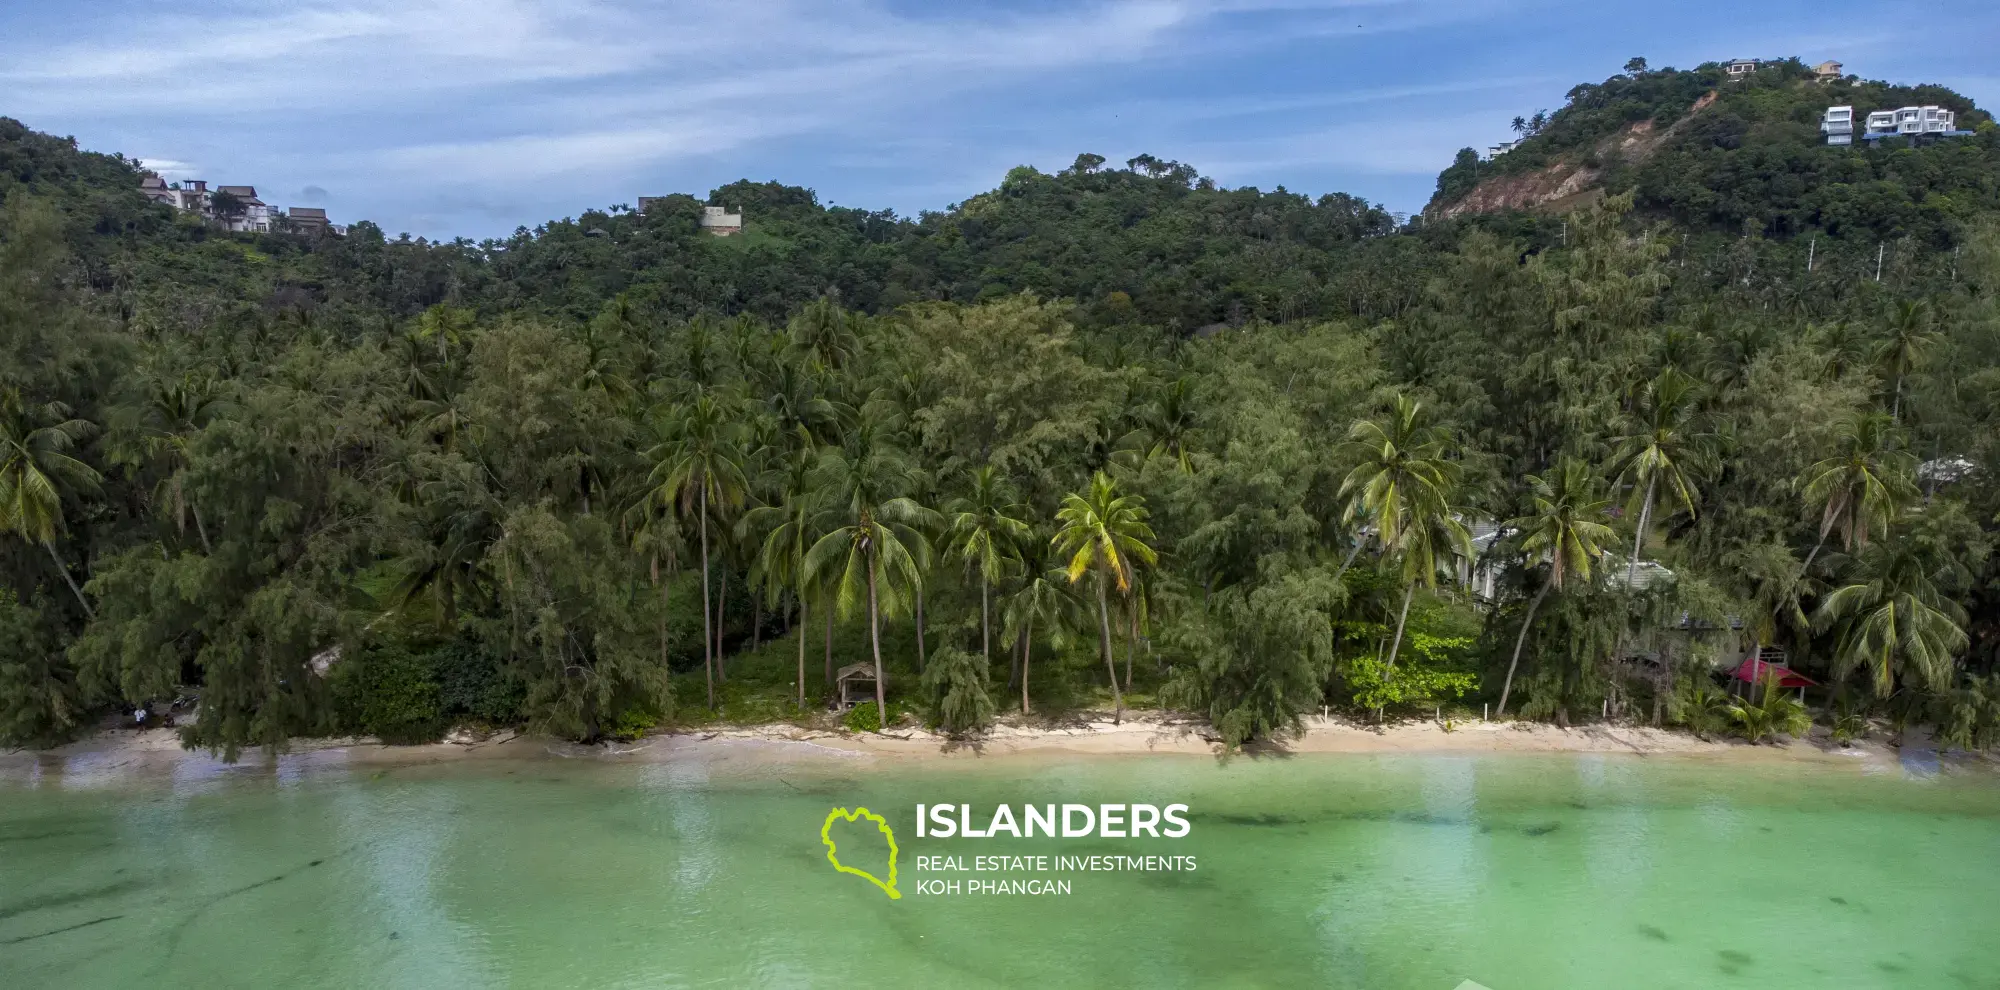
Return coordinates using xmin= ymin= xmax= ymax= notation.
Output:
xmin=821 ymin=806 xmax=901 ymax=900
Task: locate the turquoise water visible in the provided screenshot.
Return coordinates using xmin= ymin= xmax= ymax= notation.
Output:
xmin=5 ymin=746 xmax=2000 ymax=989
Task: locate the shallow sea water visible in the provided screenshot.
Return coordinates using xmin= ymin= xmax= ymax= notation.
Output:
xmin=4 ymin=744 xmax=1998 ymax=989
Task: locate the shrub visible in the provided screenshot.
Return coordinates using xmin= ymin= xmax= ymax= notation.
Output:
xmin=843 ymin=701 xmax=907 ymax=733
xmin=429 ymin=639 xmax=524 ymax=723
xmin=332 ymin=644 xmax=445 ymax=744
xmin=1727 ymin=677 xmax=1811 ymax=743
xmin=921 ymin=646 xmax=995 ymax=737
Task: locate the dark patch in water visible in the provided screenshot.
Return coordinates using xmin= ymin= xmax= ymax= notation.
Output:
xmin=1637 ymin=924 xmax=1669 ymax=942
xmin=1876 ymin=960 xmax=1908 ymax=974
xmin=1567 ymin=801 xmax=1588 ymax=811
xmin=0 ymin=878 xmax=148 ymax=922
xmin=0 ymin=914 xmax=123 ymax=945
xmin=0 ymin=827 xmax=105 ymax=845
xmin=1522 ymin=822 xmax=1561 ymax=837
xmin=1829 ymin=896 xmax=1848 ymax=906
xmin=1718 ymin=949 xmax=1753 ymax=966
xmin=1758 ymin=826 xmax=1773 ymax=833
xmin=1200 ymin=813 xmax=1307 ymax=828
xmin=309 ymin=859 xmax=323 ymax=867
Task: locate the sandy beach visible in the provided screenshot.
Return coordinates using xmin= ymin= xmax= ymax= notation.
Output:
xmin=1 ymin=711 xmax=1915 ymax=785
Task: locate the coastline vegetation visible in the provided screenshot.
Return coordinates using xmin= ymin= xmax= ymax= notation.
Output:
xmin=2 ymin=58 xmax=1999 ymax=757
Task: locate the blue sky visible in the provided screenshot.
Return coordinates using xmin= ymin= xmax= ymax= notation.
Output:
xmin=4 ymin=0 xmax=1996 ymax=241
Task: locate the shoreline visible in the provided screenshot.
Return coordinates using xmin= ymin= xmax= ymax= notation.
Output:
xmin=1 ymin=712 xmax=1927 ymax=785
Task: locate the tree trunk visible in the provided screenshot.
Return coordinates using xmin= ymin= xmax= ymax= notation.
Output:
xmin=795 ymin=593 xmax=807 ymax=710
xmin=980 ymin=575 xmax=991 ymax=664
xmin=867 ymin=555 xmax=887 ymax=731
xmin=1096 ymin=577 xmax=1124 ymax=723
xmin=715 ymin=568 xmax=728 ymax=681
xmin=1626 ymin=475 xmax=1657 ymax=591
xmin=1801 ymin=530 xmax=1828 ymax=577
xmin=914 ymin=581 xmax=927 ymax=672
xmin=700 ymin=486 xmax=714 ymax=710
xmin=823 ymin=605 xmax=834 ymax=691
xmin=1124 ymin=600 xmax=1137 ymax=691
xmin=1332 ymin=536 xmax=1366 ymax=582
xmin=192 ymin=506 xmax=213 ymax=555
xmin=1384 ymin=583 xmax=1416 ymax=672
xmin=1892 ymin=374 xmax=1903 ymax=423
xmin=1652 ymin=638 xmax=1673 ymax=726
xmin=45 ymin=541 xmax=94 ymax=618
xmin=1022 ymin=613 xmax=1035 ymax=715
xmin=1496 ymin=578 xmax=1551 ymax=718
xmin=753 ymin=596 xmax=761 ymax=652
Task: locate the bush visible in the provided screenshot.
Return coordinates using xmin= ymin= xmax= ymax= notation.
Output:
xmin=332 ymin=644 xmax=445 ymax=744
xmin=921 ymin=646 xmax=994 ymax=737
xmin=1727 ymin=677 xmax=1811 ymax=743
xmin=843 ymin=700 xmax=908 ymax=733
xmin=429 ymin=639 xmax=524 ymax=723
xmin=607 ymin=706 xmax=660 ymax=741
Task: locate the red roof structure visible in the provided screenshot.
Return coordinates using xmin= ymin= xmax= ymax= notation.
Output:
xmin=1731 ymin=657 xmax=1817 ymax=688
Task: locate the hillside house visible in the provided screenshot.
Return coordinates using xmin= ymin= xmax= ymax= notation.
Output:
xmin=1820 ymin=105 xmax=1855 ymax=145
xmin=1814 ymin=60 xmax=1844 ymax=83
xmin=698 ymin=205 xmax=744 ymax=236
xmin=214 ymin=184 xmax=272 ymax=232
xmin=1724 ymin=58 xmax=1761 ymax=79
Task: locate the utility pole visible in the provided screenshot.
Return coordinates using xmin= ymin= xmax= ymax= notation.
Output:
xmin=1875 ymin=242 xmax=1885 ymax=282
xmin=1806 ymin=237 xmax=1816 ymax=273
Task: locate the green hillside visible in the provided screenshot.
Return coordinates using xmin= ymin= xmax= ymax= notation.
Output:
xmin=2 ymin=61 xmax=1998 ymax=756
xmin=1431 ymin=58 xmax=2000 ymax=246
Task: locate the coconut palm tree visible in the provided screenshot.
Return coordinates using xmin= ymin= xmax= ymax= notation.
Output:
xmin=1496 ymin=457 xmax=1615 ymax=717
xmin=1001 ymin=561 xmax=1083 ymax=715
xmin=110 ymin=371 xmax=231 ymax=552
xmin=789 ymin=298 xmax=861 ymax=372
xmin=639 ymin=393 xmax=749 ymax=710
xmin=1797 ymin=411 xmax=1916 ymax=573
xmin=804 ymin=416 xmax=934 ymax=728
xmin=744 ymin=446 xmax=825 ymax=709
xmin=1874 ymin=300 xmax=1939 ymax=423
xmin=0 ymin=389 xmax=102 ymax=617
xmin=1814 ymin=536 xmax=1969 ymax=697
xmin=1337 ymin=394 xmax=1456 ymax=555
xmin=1608 ymin=367 xmax=1715 ymax=590
xmin=946 ymin=465 xmax=1031 ymax=665
xmin=1337 ymin=395 xmax=1467 ymax=677
xmin=1052 ymin=472 xmax=1157 ymax=724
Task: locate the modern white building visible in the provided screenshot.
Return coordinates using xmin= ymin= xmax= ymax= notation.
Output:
xmin=697 ymin=205 xmax=744 ymax=235
xmin=1486 ymin=140 xmax=1520 ymax=160
xmin=1820 ymin=106 xmax=1855 ymax=146
xmin=1724 ymin=58 xmax=1761 ymax=79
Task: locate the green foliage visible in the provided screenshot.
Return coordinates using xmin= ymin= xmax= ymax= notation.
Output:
xmin=1341 ymin=635 xmax=1480 ymax=713
xmin=2 ymin=82 xmax=2000 ymax=759
xmin=843 ymin=700 xmax=907 ymax=734
xmin=920 ymin=645 xmax=995 ymax=736
xmin=332 ymin=644 xmax=445 ymax=745
xmin=1676 ymin=678 xmax=1733 ymax=739
xmin=1726 ymin=677 xmax=1813 ymax=743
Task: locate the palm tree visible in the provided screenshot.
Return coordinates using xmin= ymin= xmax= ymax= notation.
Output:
xmin=0 ymin=389 xmax=102 ymax=617
xmin=1874 ymin=300 xmax=1939 ymax=423
xmin=789 ymin=298 xmax=860 ymax=372
xmin=946 ymin=465 xmax=1031 ymax=666
xmin=1338 ymin=395 xmax=1456 ymax=555
xmin=1797 ymin=411 xmax=1916 ymax=573
xmin=1608 ymin=367 xmax=1714 ymax=590
xmin=640 ymin=393 xmax=749 ymax=710
xmin=1337 ymin=395 xmax=1467 ymax=678
xmin=1134 ymin=378 xmax=1199 ymax=473
xmin=1002 ymin=562 xmax=1083 ymax=715
xmin=1814 ymin=537 xmax=1969 ymax=697
xmin=803 ymin=418 xmax=934 ymax=728
xmin=1496 ymin=457 xmax=1615 ymax=717
xmin=414 ymin=303 xmax=475 ymax=365
xmin=111 ymin=371 xmax=231 ymax=552
xmin=1052 ymin=472 xmax=1157 ymax=724
xmin=744 ymin=447 xmax=825 ymax=709
xmin=1511 ymin=116 xmax=1529 ymax=135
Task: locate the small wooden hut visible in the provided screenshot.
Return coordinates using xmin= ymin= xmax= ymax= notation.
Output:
xmin=835 ymin=663 xmax=884 ymax=711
